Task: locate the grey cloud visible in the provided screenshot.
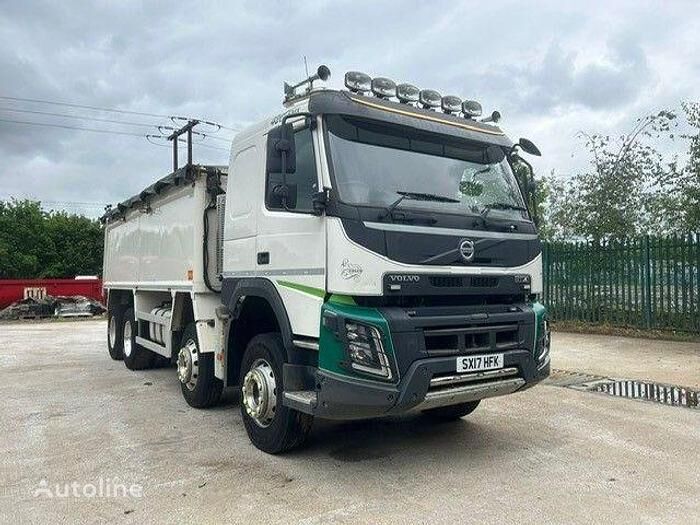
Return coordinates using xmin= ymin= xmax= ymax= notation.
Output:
xmin=0 ymin=1 xmax=698 ymax=211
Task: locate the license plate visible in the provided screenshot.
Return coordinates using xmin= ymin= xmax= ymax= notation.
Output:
xmin=456 ymin=353 xmax=504 ymax=373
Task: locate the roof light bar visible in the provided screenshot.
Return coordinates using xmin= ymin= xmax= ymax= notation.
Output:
xmin=462 ymin=100 xmax=483 ymax=119
xmin=344 ymin=71 xmax=372 ymax=93
xmin=419 ymin=89 xmax=441 ymax=110
xmin=396 ymin=83 xmax=420 ymax=104
xmin=441 ymin=95 xmax=462 ymax=114
xmin=371 ymin=77 xmax=396 ymax=99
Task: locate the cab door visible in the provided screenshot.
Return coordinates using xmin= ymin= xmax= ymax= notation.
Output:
xmin=256 ymin=122 xmax=326 ymax=338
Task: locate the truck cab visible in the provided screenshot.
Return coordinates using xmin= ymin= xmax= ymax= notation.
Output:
xmin=102 ymin=68 xmax=550 ymax=454
xmin=220 ymin=71 xmax=550 ymax=450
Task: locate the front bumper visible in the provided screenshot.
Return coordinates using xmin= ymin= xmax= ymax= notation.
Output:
xmin=308 ymin=350 xmax=549 ymax=420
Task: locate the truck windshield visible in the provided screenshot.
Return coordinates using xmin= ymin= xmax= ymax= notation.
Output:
xmin=325 ymin=115 xmax=528 ymax=221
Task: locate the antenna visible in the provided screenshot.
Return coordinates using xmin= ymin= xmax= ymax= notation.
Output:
xmin=303 ymin=55 xmax=309 ymax=78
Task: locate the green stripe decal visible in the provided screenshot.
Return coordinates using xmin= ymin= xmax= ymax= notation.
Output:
xmin=328 ymin=294 xmax=357 ymax=306
xmin=277 ymin=280 xmax=326 ymax=299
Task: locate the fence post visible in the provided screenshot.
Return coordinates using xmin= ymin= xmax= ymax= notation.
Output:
xmin=643 ymin=234 xmax=652 ymax=329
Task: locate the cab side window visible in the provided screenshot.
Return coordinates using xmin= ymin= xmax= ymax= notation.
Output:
xmin=266 ymin=127 xmax=318 ymax=212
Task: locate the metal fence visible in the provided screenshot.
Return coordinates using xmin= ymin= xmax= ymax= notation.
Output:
xmin=542 ymin=234 xmax=700 ymax=333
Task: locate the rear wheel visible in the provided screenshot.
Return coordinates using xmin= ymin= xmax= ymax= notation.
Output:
xmin=239 ymin=333 xmax=313 ymax=454
xmin=422 ymin=400 xmax=481 ymax=420
xmin=107 ymin=307 xmax=124 ymax=360
xmin=177 ymin=322 xmax=222 ymax=408
xmin=122 ymin=308 xmax=155 ymax=370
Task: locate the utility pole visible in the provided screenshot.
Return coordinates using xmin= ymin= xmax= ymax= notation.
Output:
xmin=167 ymin=119 xmax=199 ymax=171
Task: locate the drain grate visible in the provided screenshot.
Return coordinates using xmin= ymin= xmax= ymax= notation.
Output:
xmin=595 ymin=380 xmax=699 ymax=410
xmin=545 ymin=369 xmax=700 ymax=410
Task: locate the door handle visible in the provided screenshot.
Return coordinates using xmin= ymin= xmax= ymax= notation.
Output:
xmin=257 ymin=252 xmax=270 ymax=265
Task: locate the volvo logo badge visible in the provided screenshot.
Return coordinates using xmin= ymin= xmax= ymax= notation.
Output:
xmin=459 ymin=239 xmax=475 ymax=262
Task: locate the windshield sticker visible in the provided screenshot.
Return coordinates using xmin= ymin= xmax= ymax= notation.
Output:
xmin=340 ymin=259 xmax=363 ymax=281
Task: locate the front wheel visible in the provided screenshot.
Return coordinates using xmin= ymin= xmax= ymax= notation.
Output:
xmin=239 ymin=333 xmax=313 ymax=454
xmin=422 ymin=400 xmax=481 ymax=420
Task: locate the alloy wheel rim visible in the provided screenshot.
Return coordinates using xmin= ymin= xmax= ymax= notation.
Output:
xmin=123 ymin=321 xmax=133 ymax=357
xmin=242 ymin=359 xmax=277 ymax=428
xmin=108 ymin=316 xmax=116 ymax=348
xmin=177 ymin=339 xmax=199 ymax=391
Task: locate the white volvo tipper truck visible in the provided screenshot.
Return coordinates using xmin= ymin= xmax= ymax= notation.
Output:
xmin=102 ymin=67 xmax=551 ymax=453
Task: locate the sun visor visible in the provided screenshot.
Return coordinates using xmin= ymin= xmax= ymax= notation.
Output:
xmin=308 ymin=91 xmax=513 ymax=148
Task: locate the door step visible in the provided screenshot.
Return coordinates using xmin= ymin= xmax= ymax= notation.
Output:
xmin=283 ymin=390 xmax=317 ymax=414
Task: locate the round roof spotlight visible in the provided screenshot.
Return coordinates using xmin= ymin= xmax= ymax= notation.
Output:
xmin=419 ymin=89 xmax=442 ymax=110
xmin=441 ymin=95 xmax=462 ymax=114
xmin=316 ymin=65 xmax=331 ymax=81
xmin=344 ymin=71 xmax=372 ymax=93
xmin=371 ymin=77 xmax=397 ymax=99
xmin=462 ymin=100 xmax=483 ymax=119
xmin=396 ymin=83 xmax=420 ymax=104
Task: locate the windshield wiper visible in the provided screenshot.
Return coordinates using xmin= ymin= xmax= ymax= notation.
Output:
xmin=481 ymin=202 xmax=528 ymax=218
xmin=379 ymin=191 xmax=460 ymax=221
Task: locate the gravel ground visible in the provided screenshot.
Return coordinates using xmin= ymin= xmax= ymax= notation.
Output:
xmin=1 ymin=320 xmax=698 ymax=524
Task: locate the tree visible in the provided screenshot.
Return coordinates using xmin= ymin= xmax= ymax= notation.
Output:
xmin=541 ymin=110 xmax=679 ymax=241
xmin=0 ymin=199 xmax=104 ymax=279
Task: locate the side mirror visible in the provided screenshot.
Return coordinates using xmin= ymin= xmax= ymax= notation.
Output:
xmin=268 ymin=183 xmax=298 ymax=209
xmin=518 ymin=138 xmax=541 ymax=157
xmin=266 ymin=123 xmax=297 ymax=174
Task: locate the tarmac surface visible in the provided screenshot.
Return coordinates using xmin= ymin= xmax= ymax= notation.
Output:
xmin=1 ymin=320 xmax=698 ymax=524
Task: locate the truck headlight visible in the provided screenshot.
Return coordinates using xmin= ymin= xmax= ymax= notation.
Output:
xmin=345 ymin=321 xmax=393 ymax=380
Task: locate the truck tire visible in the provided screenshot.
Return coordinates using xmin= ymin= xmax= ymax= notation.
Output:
xmin=239 ymin=333 xmax=313 ymax=454
xmin=422 ymin=400 xmax=481 ymax=420
xmin=107 ymin=307 xmax=124 ymax=360
xmin=177 ymin=322 xmax=222 ymax=408
xmin=122 ymin=308 xmax=155 ymax=370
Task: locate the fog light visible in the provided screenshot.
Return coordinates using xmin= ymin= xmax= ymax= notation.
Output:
xmin=419 ymin=89 xmax=441 ymax=109
xmin=371 ymin=77 xmax=396 ymax=99
xmin=396 ymin=83 xmax=420 ymax=103
xmin=462 ymin=100 xmax=483 ymax=118
xmin=441 ymin=95 xmax=462 ymax=114
xmin=345 ymin=321 xmax=392 ymax=379
xmin=345 ymin=71 xmax=372 ymax=93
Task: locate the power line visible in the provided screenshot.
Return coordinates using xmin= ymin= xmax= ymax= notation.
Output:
xmin=0 ymin=95 xmax=169 ymax=119
xmin=0 ymin=95 xmax=241 ymax=132
xmin=0 ymin=106 xmax=161 ymax=128
xmin=0 ymin=117 xmax=229 ymax=151
xmin=0 ymin=117 xmax=144 ymax=137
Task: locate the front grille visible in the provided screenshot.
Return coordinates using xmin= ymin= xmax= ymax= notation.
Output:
xmin=423 ymin=323 xmax=520 ymax=356
xmin=429 ymin=276 xmax=464 ymax=287
xmin=427 ymin=275 xmax=500 ymax=289
xmin=470 ymin=276 xmax=499 ymax=287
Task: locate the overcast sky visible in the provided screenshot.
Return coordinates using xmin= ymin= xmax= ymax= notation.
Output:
xmin=1 ymin=1 xmax=698 ymax=216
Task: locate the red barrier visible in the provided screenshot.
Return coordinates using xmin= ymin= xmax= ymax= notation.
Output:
xmin=0 ymin=278 xmax=104 ymax=309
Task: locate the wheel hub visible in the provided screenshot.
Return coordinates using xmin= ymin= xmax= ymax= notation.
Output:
xmin=177 ymin=339 xmax=199 ymax=391
xmin=123 ymin=321 xmax=132 ymax=357
xmin=108 ymin=315 xmax=117 ymax=348
xmin=242 ymin=359 xmax=277 ymax=427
